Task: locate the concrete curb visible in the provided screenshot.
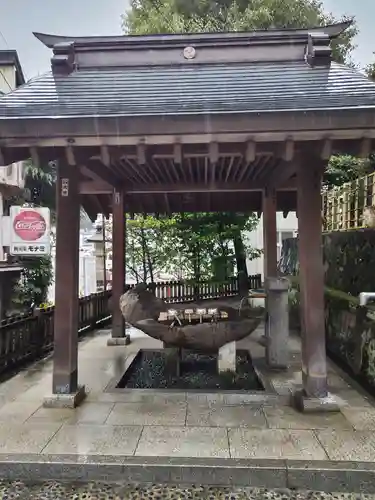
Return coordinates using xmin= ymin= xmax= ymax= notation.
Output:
xmin=0 ymin=455 xmax=374 ymax=493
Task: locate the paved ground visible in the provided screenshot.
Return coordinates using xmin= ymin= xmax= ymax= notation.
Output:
xmin=0 ymin=482 xmax=373 ymax=500
xmin=0 ymin=325 xmax=372 ymax=462
xmin=0 ymin=315 xmax=375 ymax=491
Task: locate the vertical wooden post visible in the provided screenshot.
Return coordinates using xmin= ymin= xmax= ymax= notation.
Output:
xmin=46 ymin=161 xmax=84 ymax=407
xmin=297 ymin=159 xmax=328 ymax=400
xmin=108 ymin=189 xmax=128 ymax=344
xmin=263 ymin=188 xmax=278 ymax=280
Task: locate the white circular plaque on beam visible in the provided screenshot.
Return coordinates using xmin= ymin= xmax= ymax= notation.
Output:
xmin=183 ymin=46 xmax=196 ymax=60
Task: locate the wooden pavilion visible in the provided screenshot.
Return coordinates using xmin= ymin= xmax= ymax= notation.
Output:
xmin=0 ymin=21 xmax=375 ymax=408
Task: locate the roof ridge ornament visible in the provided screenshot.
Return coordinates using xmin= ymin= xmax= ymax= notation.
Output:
xmin=305 ymin=32 xmax=332 ymax=67
xmin=51 ymin=41 xmax=76 ymax=75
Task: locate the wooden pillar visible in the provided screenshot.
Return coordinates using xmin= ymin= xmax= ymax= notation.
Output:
xmin=49 ymin=161 xmax=82 ymax=403
xmin=110 ymin=189 xmax=126 ymax=340
xmin=263 ymin=188 xmax=278 ymax=280
xmin=297 ymin=159 xmax=328 ymax=399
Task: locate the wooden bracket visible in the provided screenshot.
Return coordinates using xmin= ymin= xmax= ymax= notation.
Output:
xmin=245 ymin=140 xmax=256 ymax=163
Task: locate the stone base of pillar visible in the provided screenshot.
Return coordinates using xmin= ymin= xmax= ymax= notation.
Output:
xmin=293 ymin=389 xmax=340 ymax=413
xmin=265 ymin=277 xmax=289 ymax=370
xmin=164 ymin=346 xmax=181 ymax=377
xmin=43 ymin=385 xmax=86 ymax=409
xmin=107 ymin=335 xmax=130 ymax=346
xmin=218 ymin=341 xmax=236 ymax=373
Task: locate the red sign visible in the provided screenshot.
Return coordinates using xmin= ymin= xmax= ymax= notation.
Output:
xmin=13 ymin=210 xmax=47 ymax=241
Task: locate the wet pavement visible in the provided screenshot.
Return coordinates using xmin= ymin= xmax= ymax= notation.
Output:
xmin=0 ymin=482 xmax=372 ymax=500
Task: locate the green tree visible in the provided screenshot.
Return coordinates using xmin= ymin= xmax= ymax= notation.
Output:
xmin=123 ymin=0 xmax=357 ymax=64
xmin=323 ymin=155 xmax=372 ymax=189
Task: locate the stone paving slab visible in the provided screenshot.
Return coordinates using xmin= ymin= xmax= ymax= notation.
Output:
xmin=229 ymin=428 xmax=328 ymax=460
xmin=42 ymin=424 xmax=142 ymax=456
xmin=106 ymin=400 xmax=187 ymax=426
xmin=316 ymin=429 xmax=375 ymax=461
xmin=263 ymin=406 xmax=353 ymax=430
xmin=186 ymin=402 xmax=267 ymax=428
xmin=135 ymin=426 xmax=230 ymax=458
xmin=1 ymin=328 xmax=375 ymax=490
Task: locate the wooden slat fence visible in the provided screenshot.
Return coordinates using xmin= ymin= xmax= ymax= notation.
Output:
xmin=322 ymin=172 xmax=375 ymax=231
xmin=0 ymin=291 xmax=111 ymax=376
xmin=0 ymin=275 xmax=263 ymax=377
xmin=125 ymin=275 xmax=262 ymax=303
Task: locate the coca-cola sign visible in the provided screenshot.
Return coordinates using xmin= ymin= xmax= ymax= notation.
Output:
xmin=13 ymin=210 xmax=47 ymax=241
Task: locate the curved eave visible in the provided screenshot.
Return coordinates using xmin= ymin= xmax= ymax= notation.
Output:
xmin=33 ymin=20 xmax=353 ymax=49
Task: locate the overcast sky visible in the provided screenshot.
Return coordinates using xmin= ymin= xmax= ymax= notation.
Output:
xmin=0 ymin=0 xmax=374 ymax=79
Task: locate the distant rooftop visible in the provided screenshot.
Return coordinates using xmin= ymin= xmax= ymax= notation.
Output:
xmin=0 ymin=50 xmax=25 ymax=87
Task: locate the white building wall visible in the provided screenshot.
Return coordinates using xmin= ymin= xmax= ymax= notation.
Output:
xmin=0 ymin=64 xmax=26 ymax=263
xmin=0 ymin=66 xmax=16 ymax=94
xmin=48 ymin=254 xmax=97 ymax=304
xmin=243 ymin=212 xmax=298 ymax=280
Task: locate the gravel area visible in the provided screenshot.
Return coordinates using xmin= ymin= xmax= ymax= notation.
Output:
xmin=118 ymin=349 xmax=262 ymax=390
xmin=0 ymin=482 xmax=373 ymax=499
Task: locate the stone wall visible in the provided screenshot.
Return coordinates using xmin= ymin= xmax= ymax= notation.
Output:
xmin=290 ymin=282 xmax=375 ymax=390
xmin=281 ymin=229 xmax=375 ymax=390
xmin=280 ymin=229 xmax=375 ymax=296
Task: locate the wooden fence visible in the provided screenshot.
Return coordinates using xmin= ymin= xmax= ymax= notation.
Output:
xmin=126 ymin=274 xmax=262 ymax=303
xmin=0 ymin=291 xmax=111 ymax=377
xmin=322 ymin=172 xmax=375 ymax=231
xmin=0 ymin=275 xmax=262 ymax=377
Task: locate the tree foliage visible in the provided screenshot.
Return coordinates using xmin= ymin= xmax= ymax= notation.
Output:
xmin=323 ymin=155 xmax=372 ymax=190
xmin=123 ymin=0 xmax=357 ymax=64
xmin=106 ymin=211 xmax=260 ymax=283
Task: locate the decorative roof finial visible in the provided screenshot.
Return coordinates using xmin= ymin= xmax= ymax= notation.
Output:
xmin=305 ymin=32 xmax=332 ymax=67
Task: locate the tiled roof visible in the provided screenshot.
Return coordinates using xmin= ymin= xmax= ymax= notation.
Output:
xmin=0 ymin=61 xmax=375 ymax=119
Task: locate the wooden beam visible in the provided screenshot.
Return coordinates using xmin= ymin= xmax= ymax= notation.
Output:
xmin=125 ymin=181 xmax=297 ymax=193
xmin=85 ymin=160 xmax=120 ymax=187
xmin=8 ymin=119 xmax=375 ymax=149
xmin=137 ymin=143 xmax=146 ymax=165
xmin=297 ymin=157 xmax=328 ymax=398
xmin=359 ymin=137 xmax=372 ymax=158
xmin=173 ymin=143 xmax=182 ymax=164
xmin=29 ymin=147 xmax=40 ymax=168
xmin=100 ymin=145 xmax=111 ymax=167
xmin=52 ymin=160 xmax=80 ymax=395
xmin=79 ymin=180 xmax=112 ymax=194
xmin=281 ymin=138 xmax=294 ymax=162
xmin=111 ymin=189 xmax=126 ymax=339
xmin=208 ymin=142 xmax=219 ymax=164
xmin=267 ymin=161 xmax=296 ymax=188
xmin=65 ymin=146 xmax=76 ymax=166
xmin=164 ymin=193 xmax=171 ymax=213
xmin=320 ymin=138 xmax=332 ymax=161
xmin=80 ymin=165 xmax=102 ymax=182
xmin=245 ymin=140 xmax=256 ymax=163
